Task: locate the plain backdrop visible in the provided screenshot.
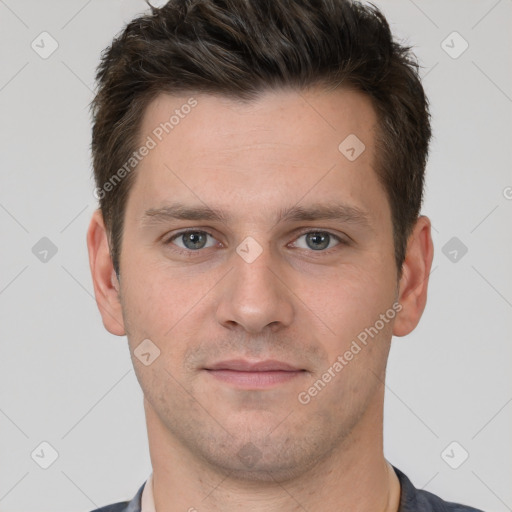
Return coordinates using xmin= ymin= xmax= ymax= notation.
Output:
xmin=0 ymin=1 xmax=511 ymax=511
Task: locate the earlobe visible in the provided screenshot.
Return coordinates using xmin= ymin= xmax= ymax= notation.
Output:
xmin=392 ymin=216 xmax=434 ymax=337
xmin=86 ymin=209 xmax=126 ymax=336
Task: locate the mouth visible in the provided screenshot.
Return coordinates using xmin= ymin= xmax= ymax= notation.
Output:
xmin=204 ymin=359 xmax=307 ymax=389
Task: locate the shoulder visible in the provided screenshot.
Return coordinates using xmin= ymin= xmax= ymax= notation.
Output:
xmin=88 ymin=481 xmax=145 ymax=512
xmin=89 ymin=504 xmax=129 ymax=512
xmin=393 ymin=466 xmax=485 ymax=512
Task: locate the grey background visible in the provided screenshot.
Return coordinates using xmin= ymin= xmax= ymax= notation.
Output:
xmin=0 ymin=1 xmax=511 ymax=511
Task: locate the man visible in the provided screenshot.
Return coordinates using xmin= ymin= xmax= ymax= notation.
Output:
xmin=86 ymin=0 xmax=483 ymax=511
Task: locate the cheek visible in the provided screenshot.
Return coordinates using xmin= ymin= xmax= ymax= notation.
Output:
xmin=311 ymin=261 xmax=397 ymax=345
xmin=120 ymin=259 xmax=179 ymax=338
xmin=121 ymin=258 xmax=217 ymax=356
xmin=306 ymin=278 xmax=395 ymax=407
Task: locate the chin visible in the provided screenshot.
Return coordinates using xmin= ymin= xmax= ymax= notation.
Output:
xmin=196 ymin=434 xmax=328 ymax=484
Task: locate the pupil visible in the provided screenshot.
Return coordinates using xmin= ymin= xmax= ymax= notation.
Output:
xmin=184 ymin=232 xmax=206 ymax=249
xmin=307 ymin=232 xmax=329 ymax=250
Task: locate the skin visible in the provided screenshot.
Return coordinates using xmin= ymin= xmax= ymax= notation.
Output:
xmin=87 ymin=86 xmax=433 ymax=511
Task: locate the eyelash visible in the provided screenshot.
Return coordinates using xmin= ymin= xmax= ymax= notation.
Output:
xmin=163 ymin=229 xmax=349 ymax=256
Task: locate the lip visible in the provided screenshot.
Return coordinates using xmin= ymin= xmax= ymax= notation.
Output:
xmin=204 ymin=359 xmax=306 ymax=389
xmin=205 ymin=359 xmax=302 ymax=372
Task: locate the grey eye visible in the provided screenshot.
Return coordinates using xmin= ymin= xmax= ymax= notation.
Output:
xmin=171 ymin=231 xmax=216 ymax=250
xmin=294 ymin=232 xmax=340 ymax=251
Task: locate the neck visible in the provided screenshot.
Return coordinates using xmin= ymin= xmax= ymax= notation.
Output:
xmin=145 ymin=394 xmax=401 ymax=512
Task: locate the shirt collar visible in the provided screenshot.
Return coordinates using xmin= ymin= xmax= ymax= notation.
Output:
xmin=141 ymin=472 xmax=156 ymax=512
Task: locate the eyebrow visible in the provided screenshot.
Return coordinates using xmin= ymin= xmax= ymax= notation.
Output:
xmin=141 ymin=201 xmax=372 ymax=229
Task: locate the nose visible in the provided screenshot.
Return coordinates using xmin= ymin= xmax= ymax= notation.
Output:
xmin=214 ymin=243 xmax=295 ymax=334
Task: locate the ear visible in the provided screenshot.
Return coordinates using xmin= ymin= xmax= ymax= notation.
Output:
xmin=393 ymin=215 xmax=434 ymax=337
xmin=86 ymin=209 xmax=126 ymax=336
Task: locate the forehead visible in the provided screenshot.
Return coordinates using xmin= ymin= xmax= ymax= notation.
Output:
xmin=139 ymin=86 xmax=377 ymax=158
xmin=127 ymin=87 xmax=387 ymax=226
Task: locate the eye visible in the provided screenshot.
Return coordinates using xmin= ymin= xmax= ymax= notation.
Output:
xmin=164 ymin=229 xmax=346 ymax=254
xmin=292 ymin=231 xmax=342 ymax=251
xmin=166 ymin=230 xmax=218 ymax=251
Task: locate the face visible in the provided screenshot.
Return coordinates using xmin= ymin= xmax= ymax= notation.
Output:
xmin=91 ymin=87 xmax=426 ymax=482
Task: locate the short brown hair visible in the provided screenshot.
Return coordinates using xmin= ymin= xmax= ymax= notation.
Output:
xmin=91 ymin=0 xmax=431 ymax=278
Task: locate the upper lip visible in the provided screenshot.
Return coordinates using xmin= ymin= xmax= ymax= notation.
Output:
xmin=205 ymin=359 xmax=302 ymax=372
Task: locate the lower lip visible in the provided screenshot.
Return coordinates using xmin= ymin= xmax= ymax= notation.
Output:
xmin=205 ymin=369 xmax=304 ymax=388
